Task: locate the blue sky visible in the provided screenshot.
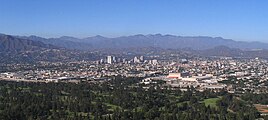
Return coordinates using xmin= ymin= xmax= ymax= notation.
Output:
xmin=0 ymin=0 xmax=268 ymax=42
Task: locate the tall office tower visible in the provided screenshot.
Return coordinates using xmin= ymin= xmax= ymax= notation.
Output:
xmin=107 ymin=56 xmax=112 ymax=64
xmin=122 ymin=58 xmax=126 ymax=63
xmin=134 ymin=56 xmax=140 ymax=63
xmin=100 ymin=59 xmax=104 ymax=64
xmin=112 ymin=56 xmax=117 ymax=63
xmin=140 ymin=56 xmax=144 ymax=62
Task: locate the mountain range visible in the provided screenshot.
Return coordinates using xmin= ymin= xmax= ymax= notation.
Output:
xmin=2 ymin=33 xmax=268 ymax=59
xmin=16 ymin=34 xmax=268 ymax=50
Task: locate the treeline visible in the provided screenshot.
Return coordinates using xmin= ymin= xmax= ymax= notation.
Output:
xmin=0 ymin=77 xmax=261 ymax=120
xmin=241 ymin=93 xmax=268 ymax=104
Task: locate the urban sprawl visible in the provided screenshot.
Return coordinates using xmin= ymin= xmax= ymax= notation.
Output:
xmin=1 ymin=54 xmax=268 ymax=95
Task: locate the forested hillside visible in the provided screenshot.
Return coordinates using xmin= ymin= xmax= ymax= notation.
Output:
xmin=0 ymin=77 xmax=262 ymax=120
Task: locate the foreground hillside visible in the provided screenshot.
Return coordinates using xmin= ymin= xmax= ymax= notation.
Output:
xmin=0 ymin=77 xmax=263 ymax=120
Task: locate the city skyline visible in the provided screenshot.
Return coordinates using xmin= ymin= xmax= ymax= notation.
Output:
xmin=1 ymin=1 xmax=268 ymax=119
xmin=0 ymin=0 xmax=268 ymax=42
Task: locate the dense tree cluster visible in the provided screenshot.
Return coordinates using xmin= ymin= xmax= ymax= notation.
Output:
xmin=0 ymin=77 xmax=261 ymax=119
xmin=241 ymin=93 xmax=268 ymax=105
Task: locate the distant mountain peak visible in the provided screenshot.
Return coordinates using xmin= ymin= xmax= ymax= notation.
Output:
xmin=94 ymin=35 xmax=106 ymax=38
xmin=59 ymin=36 xmax=78 ymax=39
xmin=214 ymin=37 xmax=223 ymax=39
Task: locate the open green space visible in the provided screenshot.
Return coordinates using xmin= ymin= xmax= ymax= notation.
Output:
xmin=203 ymin=97 xmax=221 ymax=108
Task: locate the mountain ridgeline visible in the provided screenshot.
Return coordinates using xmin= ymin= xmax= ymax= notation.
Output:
xmin=1 ymin=33 xmax=268 ymax=59
xmin=18 ymin=34 xmax=268 ymax=50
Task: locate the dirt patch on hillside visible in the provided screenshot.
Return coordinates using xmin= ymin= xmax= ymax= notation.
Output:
xmin=255 ymin=104 xmax=268 ymax=113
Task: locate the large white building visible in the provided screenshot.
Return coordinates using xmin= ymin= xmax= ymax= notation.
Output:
xmin=134 ymin=56 xmax=140 ymax=63
xmin=107 ymin=56 xmax=112 ymax=64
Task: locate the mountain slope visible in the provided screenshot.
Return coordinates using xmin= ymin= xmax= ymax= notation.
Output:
xmin=197 ymin=46 xmax=243 ymax=57
xmin=0 ymin=34 xmax=55 ymax=52
xmin=0 ymin=34 xmax=98 ymax=63
xmin=196 ymin=45 xmax=268 ymax=58
xmin=18 ymin=36 xmax=92 ymax=50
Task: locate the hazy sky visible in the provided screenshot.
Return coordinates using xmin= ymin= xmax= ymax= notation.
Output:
xmin=0 ymin=0 xmax=268 ymax=42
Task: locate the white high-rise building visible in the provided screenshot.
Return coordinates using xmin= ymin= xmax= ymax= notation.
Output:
xmin=122 ymin=58 xmax=126 ymax=63
xmin=113 ymin=56 xmax=116 ymax=63
xmin=107 ymin=56 xmax=112 ymax=64
xmin=100 ymin=59 xmax=104 ymax=64
xmin=152 ymin=59 xmax=158 ymax=65
xmin=134 ymin=56 xmax=140 ymax=63
xmin=140 ymin=56 xmax=144 ymax=62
